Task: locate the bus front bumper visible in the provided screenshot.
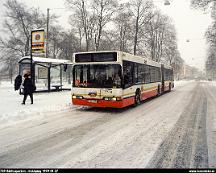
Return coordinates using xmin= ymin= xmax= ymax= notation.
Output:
xmin=72 ymin=97 xmax=135 ymax=108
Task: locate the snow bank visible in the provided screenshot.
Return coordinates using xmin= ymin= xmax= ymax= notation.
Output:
xmin=209 ymin=81 xmax=216 ymax=87
xmin=0 ymin=81 xmax=74 ymax=127
xmin=174 ymin=80 xmax=194 ymax=88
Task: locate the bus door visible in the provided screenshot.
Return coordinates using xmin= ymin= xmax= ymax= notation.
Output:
xmin=161 ymin=65 xmax=165 ymax=92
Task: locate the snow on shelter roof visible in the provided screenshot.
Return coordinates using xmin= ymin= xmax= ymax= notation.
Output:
xmin=19 ymin=56 xmax=72 ymax=64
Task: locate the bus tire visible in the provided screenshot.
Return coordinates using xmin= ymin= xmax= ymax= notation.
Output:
xmin=157 ymin=85 xmax=161 ymax=96
xmin=169 ymin=83 xmax=172 ymax=92
xmin=134 ymin=89 xmax=141 ymax=106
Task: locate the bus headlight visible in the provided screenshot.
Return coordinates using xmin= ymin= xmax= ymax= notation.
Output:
xmin=104 ymin=97 xmax=122 ymax=101
xmin=73 ymin=95 xmax=83 ymax=99
xmin=104 ymin=97 xmax=112 ymax=101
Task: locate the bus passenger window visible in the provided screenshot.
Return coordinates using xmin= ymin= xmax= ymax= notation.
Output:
xmin=123 ymin=61 xmax=134 ymax=88
xmin=150 ymin=67 xmax=156 ymax=83
xmin=134 ymin=63 xmax=138 ymax=84
xmin=144 ymin=66 xmax=150 ymax=84
xmin=138 ymin=64 xmax=144 ymax=83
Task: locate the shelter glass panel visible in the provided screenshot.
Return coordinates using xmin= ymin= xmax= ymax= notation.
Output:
xmin=35 ymin=63 xmax=49 ymax=91
xmin=62 ymin=65 xmax=72 ymax=89
xmin=50 ymin=66 xmax=61 ymax=88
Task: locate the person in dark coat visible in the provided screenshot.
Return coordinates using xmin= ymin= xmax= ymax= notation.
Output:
xmin=14 ymin=75 xmax=22 ymax=91
xmin=22 ymin=74 xmax=35 ymax=105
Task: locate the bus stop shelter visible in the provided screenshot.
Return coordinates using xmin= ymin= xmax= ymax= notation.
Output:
xmin=19 ymin=56 xmax=72 ymax=92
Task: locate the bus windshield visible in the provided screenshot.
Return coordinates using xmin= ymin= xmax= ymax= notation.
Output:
xmin=73 ymin=64 xmax=122 ymax=88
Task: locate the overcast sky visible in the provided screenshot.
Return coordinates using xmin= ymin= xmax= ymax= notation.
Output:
xmin=0 ymin=0 xmax=212 ymax=71
xmin=154 ymin=0 xmax=212 ymax=71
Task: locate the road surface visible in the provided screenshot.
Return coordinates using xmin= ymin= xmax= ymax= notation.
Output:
xmin=0 ymin=81 xmax=215 ymax=168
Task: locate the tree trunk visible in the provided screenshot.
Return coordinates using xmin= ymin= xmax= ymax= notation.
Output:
xmin=120 ymin=26 xmax=123 ymax=51
xmin=134 ymin=16 xmax=139 ymax=55
xmin=9 ymin=61 xmax=13 ymax=84
xmin=78 ymin=28 xmax=82 ymax=51
xmin=95 ymin=2 xmax=104 ymax=51
xmin=122 ymin=28 xmax=126 ymax=51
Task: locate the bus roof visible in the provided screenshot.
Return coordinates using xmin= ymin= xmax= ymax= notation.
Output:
xmin=73 ymin=50 xmax=118 ymax=55
xmin=73 ymin=51 xmax=172 ymax=69
xmin=120 ymin=52 xmax=161 ymax=68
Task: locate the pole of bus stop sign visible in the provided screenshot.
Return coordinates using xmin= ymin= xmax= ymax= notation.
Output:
xmin=30 ymin=31 xmax=33 ymax=84
xmin=30 ymin=31 xmax=34 ymax=83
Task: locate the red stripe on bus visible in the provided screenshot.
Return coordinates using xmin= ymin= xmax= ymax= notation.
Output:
xmin=122 ymin=97 xmax=135 ymax=107
xmin=72 ymin=89 xmax=160 ymax=108
xmin=72 ymin=97 xmax=136 ymax=108
xmin=141 ymin=89 xmax=158 ymax=100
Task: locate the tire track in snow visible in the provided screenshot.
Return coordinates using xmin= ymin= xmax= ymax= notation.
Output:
xmin=0 ymin=114 xmax=119 ymax=168
xmin=204 ymin=83 xmax=216 ymax=168
xmin=0 ymin=81 xmax=197 ymax=168
xmin=147 ymin=82 xmax=208 ymax=168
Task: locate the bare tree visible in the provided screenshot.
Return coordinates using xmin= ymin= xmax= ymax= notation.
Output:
xmin=0 ymin=0 xmax=62 ymax=81
xmin=66 ymin=0 xmax=98 ymax=51
xmin=0 ymin=0 xmax=48 ymax=81
xmin=91 ymin=0 xmax=118 ymax=51
xmin=113 ymin=3 xmax=133 ymax=52
xmin=191 ymin=0 xmax=216 ymax=79
xmin=58 ymin=30 xmax=80 ymax=60
xmin=191 ymin=0 xmax=215 ymax=10
xmin=49 ymin=25 xmax=63 ymax=59
xmin=129 ymin=0 xmax=154 ymax=55
xmin=144 ymin=10 xmax=167 ymax=61
xmin=205 ymin=22 xmax=216 ymax=79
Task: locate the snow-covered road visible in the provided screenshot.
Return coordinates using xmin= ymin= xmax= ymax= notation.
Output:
xmin=0 ymin=80 xmax=215 ymax=168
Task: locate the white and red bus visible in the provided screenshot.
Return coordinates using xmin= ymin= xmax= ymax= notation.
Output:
xmin=72 ymin=51 xmax=174 ymax=108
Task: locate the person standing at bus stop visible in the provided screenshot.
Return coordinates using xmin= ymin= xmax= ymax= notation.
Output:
xmin=22 ymin=74 xmax=35 ymax=105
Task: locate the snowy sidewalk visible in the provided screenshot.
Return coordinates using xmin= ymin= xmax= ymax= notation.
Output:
xmin=0 ymin=81 xmax=74 ymax=127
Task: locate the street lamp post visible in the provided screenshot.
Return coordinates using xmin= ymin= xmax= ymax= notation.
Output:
xmin=46 ymin=7 xmax=65 ymax=58
xmin=30 ymin=31 xmax=33 ymax=83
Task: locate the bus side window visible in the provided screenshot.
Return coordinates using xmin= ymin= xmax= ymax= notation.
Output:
xmin=158 ymin=67 xmax=161 ymax=82
xmin=171 ymin=70 xmax=174 ymax=80
xmin=144 ymin=65 xmax=150 ymax=84
xmin=165 ymin=69 xmax=168 ymax=81
xmin=134 ymin=63 xmax=138 ymax=84
xmin=123 ymin=61 xmax=133 ymax=88
xmin=150 ymin=66 xmax=156 ymax=83
xmin=138 ymin=64 xmax=144 ymax=83
xmin=155 ymin=67 xmax=160 ymax=82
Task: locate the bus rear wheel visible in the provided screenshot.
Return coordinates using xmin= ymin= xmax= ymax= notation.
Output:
xmin=134 ymin=90 xmax=141 ymax=106
xmin=157 ymin=85 xmax=161 ymax=96
xmin=169 ymin=83 xmax=172 ymax=92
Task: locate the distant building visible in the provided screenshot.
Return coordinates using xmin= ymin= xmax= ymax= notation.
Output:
xmin=179 ymin=64 xmax=202 ymax=80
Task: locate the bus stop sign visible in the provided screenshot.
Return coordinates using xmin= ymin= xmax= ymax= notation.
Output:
xmin=31 ymin=29 xmax=45 ymax=53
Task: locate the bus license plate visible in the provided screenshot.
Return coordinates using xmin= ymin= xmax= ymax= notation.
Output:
xmin=88 ymin=100 xmax=97 ymax=103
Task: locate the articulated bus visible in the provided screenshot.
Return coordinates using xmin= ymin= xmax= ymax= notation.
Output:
xmin=72 ymin=51 xmax=174 ymax=108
